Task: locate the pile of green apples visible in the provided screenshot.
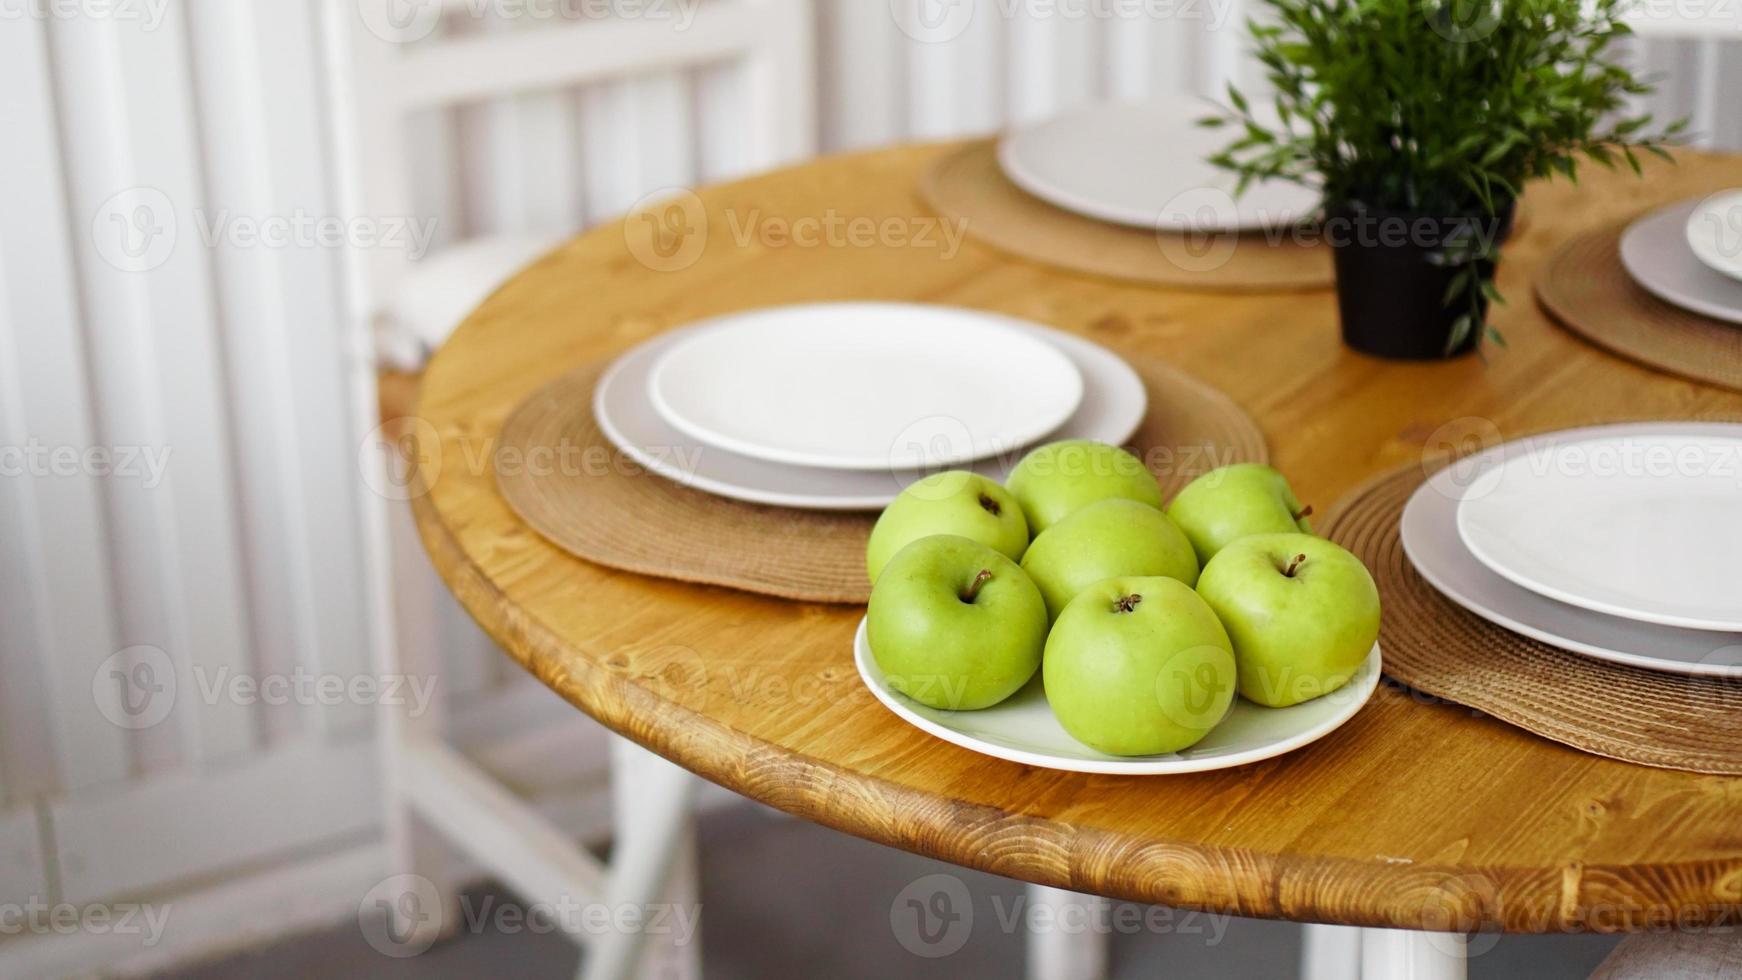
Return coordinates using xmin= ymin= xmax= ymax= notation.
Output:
xmin=865 ymin=440 xmax=1382 ymax=757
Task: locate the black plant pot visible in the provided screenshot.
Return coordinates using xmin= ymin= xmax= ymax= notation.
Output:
xmin=1325 ymin=201 xmax=1516 ymax=360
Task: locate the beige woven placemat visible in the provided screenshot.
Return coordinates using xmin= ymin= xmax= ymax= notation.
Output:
xmin=1536 ymin=220 xmax=1742 ymax=393
xmin=919 ymin=140 xmax=1334 ymax=292
xmin=496 ymin=356 xmax=1268 ymax=604
xmin=1323 ymin=462 xmax=1742 ymax=775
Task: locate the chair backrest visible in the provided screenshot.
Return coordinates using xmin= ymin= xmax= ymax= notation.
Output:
xmin=323 ymin=0 xmax=815 ymax=334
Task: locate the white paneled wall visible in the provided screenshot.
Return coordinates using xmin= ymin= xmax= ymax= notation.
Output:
xmin=0 ymin=0 xmax=1738 ymax=969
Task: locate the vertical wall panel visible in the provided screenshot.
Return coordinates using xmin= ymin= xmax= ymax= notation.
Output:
xmin=694 ymin=62 xmax=756 ymax=183
xmin=817 ymin=0 xmax=902 ymax=149
xmin=49 ymin=8 xmax=258 ymax=771
xmin=0 ymin=17 xmax=129 ymax=796
xmin=185 ymin=0 xmax=375 ymax=738
xmin=1007 ymin=7 xmax=1101 ymax=123
xmin=905 ymin=0 xmax=1004 ymax=137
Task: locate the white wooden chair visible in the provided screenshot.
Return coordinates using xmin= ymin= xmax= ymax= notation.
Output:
xmin=327 ymin=3 xmax=813 ymax=978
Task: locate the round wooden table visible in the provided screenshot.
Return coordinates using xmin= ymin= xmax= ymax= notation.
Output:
xmin=410 ymin=143 xmax=1742 ymax=967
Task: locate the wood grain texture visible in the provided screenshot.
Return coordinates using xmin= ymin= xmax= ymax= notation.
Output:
xmin=411 ymin=143 xmax=1742 ymax=934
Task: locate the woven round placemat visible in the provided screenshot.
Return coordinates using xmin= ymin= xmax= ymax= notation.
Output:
xmin=496 ymin=355 xmax=1268 ymax=604
xmin=1323 ymin=462 xmax=1742 ymax=775
xmin=919 ymin=140 xmax=1335 ymax=292
xmin=1536 ymin=220 xmax=1742 ymax=393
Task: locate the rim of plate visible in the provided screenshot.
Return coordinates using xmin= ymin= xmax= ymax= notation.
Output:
xmin=853 ymin=618 xmax=1381 ymax=775
xmin=996 ymin=100 xmax=1320 ymax=232
xmin=1618 ymin=200 xmax=1742 ymax=325
xmin=645 ymin=303 xmax=1085 ymax=472
xmin=1452 ymin=424 xmax=1742 ymax=634
xmin=593 ymin=341 xmax=892 ymax=511
xmin=1401 ymin=433 xmax=1742 ymax=678
xmin=593 ymin=306 xmax=1146 ymax=511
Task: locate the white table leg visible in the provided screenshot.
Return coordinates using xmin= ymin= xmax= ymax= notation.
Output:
xmin=379 ymin=481 xmax=459 ymax=949
xmin=1302 ymin=923 xmax=1365 ymax=980
xmin=581 ymin=736 xmax=700 ymax=980
xmin=1024 ymin=884 xmax=1108 ymax=980
xmin=1359 ymin=927 xmax=1468 ymax=980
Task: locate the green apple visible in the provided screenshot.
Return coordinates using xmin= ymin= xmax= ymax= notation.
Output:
xmin=1020 ymin=499 xmax=1199 ymax=620
xmin=1006 ymin=440 xmax=1164 ymax=535
xmin=1195 ymin=532 xmax=1380 ymax=708
xmin=1043 ymin=576 xmax=1236 ymax=756
xmin=1166 ymin=463 xmax=1313 ymax=564
xmin=867 ymin=535 xmax=1047 ymax=711
xmin=866 ymin=471 xmax=1028 ymax=583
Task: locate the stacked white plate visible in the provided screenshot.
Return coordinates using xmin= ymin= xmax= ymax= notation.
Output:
xmin=592 ymin=302 xmax=1149 ymax=510
xmin=1619 ymin=192 xmax=1742 ymax=325
xmin=996 ymin=100 xmax=1319 ymax=233
xmin=1401 ymin=422 xmax=1742 ymax=679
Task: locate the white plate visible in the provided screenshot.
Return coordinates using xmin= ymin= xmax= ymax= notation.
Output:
xmin=648 ymin=304 xmax=1084 ymax=471
xmin=1620 ymin=199 xmax=1742 ymax=325
xmin=1455 ymin=424 xmax=1742 ymax=633
xmin=854 ymin=618 xmax=1381 ymax=775
xmin=1686 ymin=190 xmax=1742 ymax=283
xmin=997 ymin=100 xmax=1320 ymax=233
xmin=594 ymin=309 xmax=1149 ymax=511
xmin=1402 ymin=426 xmax=1742 ymax=678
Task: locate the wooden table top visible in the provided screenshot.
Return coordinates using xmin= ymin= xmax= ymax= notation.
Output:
xmin=411 ymin=142 xmax=1742 ymax=934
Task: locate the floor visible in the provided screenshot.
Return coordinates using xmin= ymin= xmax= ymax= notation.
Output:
xmin=160 ymin=800 xmax=1621 ymax=979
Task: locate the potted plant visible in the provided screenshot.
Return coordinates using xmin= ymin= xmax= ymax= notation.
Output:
xmin=1205 ymin=0 xmax=1682 ymax=359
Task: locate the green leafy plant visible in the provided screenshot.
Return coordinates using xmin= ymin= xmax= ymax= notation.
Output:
xmin=1204 ymin=0 xmax=1684 ymax=349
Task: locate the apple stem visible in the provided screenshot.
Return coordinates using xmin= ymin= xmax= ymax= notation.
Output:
xmin=1114 ymin=593 xmax=1143 ymax=613
xmin=961 ymin=569 xmax=994 ymax=603
xmin=1283 ymin=554 xmax=1307 ymax=578
xmin=1293 ymin=504 xmax=1314 ymax=521
xmin=978 ymin=493 xmax=1002 ymax=517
